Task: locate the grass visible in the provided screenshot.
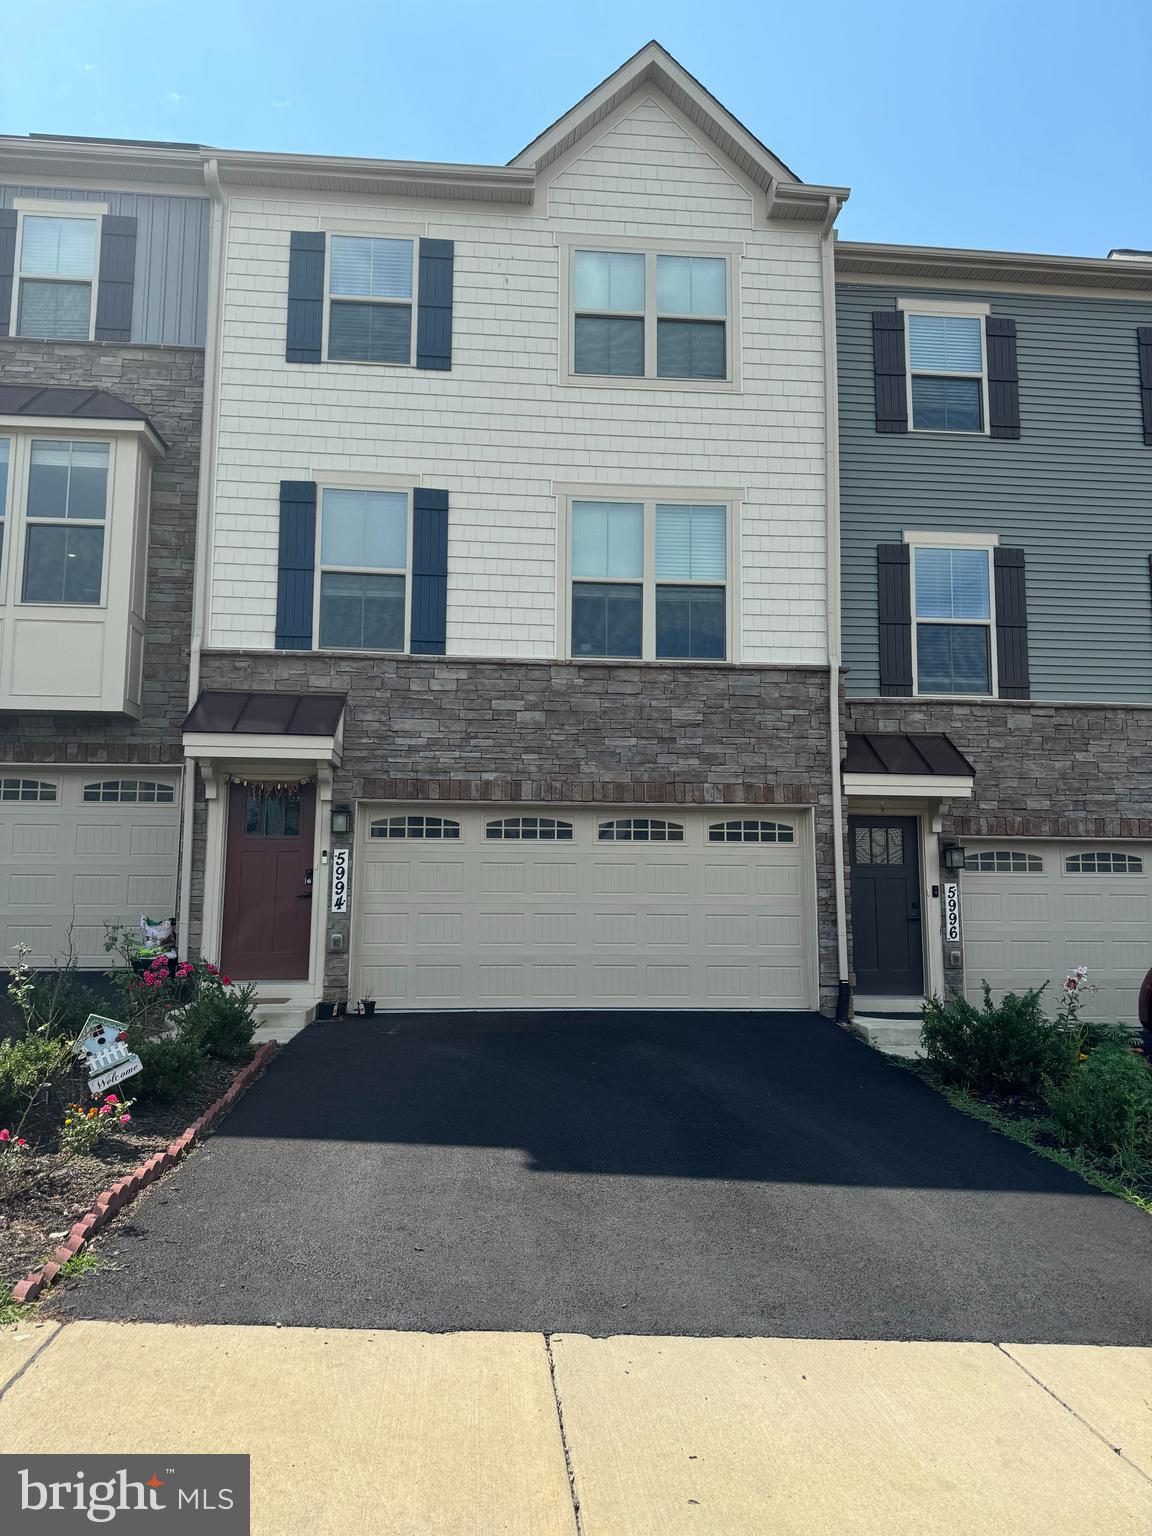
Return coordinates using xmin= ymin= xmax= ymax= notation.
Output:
xmin=892 ymin=1056 xmax=1152 ymax=1214
xmin=0 ymin=1300 xmax=35 ymax=1327
xmin=57 ymin=1251 xmax=101 ymax=1282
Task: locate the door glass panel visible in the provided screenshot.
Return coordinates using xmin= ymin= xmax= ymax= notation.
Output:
xmin=854 ymin=826 xmax=905 ymax=865
xmin=244 ymin=790 xmax=302 ymax=837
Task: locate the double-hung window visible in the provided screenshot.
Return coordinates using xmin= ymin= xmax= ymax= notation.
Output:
xmin=569 ymin=499 xmax=728 ymax=660
xmin=22 ymin=440 xmax=109 ymax=605
xmin=905 ymin=310 xmax=985 ymax=432
xmin=327 ymin=236 xmax=415 ymax=364
xmin=317 ymin=488 xmax=409 ymax=650
xmin=15 ymin=214 xmax=99 ymax=341
xmin=572 ymin=250 xmax=729 ymax=381
xmin=912 ymin=544 xmax=994 ymax=695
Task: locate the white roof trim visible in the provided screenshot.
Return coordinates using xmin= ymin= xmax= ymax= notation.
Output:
xmin=837 ymin=240 xmax=1152 ymax=294
xmin=844 ymin=773 xmax=975 ymax=800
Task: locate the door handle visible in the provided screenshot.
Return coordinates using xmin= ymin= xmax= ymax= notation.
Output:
xmin=909 ymin=901 xmax=921 ymax=919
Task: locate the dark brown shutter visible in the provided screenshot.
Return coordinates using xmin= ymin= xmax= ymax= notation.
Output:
xmin=994 ymin=547 xmax=1029 ymax=698
xmin=986 ymin=316 xmax=1020 ymax=439
xmin=0 ymin=209 xmax=16 ymax=339
xmin=877 ymin=544 xmax=913 ymax=695
xmin=1137 ymin=327 xmax=1152 ymax=446
xmin=872 ymin=311 xmax=908 ymax=433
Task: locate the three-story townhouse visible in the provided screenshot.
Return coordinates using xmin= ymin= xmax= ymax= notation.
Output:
xmin=0 ymin=137 xmax=209 ymax=974
xmin=836 ymin=241 xmax=1152 ymax=1045
xmin=182 ymin=43 xmax=853 ymax=1028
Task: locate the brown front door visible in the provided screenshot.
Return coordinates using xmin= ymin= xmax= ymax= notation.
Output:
xmin=220 ymin=783 xmax=315 ymax=980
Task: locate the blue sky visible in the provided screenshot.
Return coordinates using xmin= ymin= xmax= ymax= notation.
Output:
xmin=2 ymin=0 xmax=1149 ymax=255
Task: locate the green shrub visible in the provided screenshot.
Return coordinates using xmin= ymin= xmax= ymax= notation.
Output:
xmin=180 ymin=983 xmax=256 ymax=1062
xmin=130 ymin=1034 xmax=205 ymax=1103
xmin=1044 ymin=1042 xmax=1152 ymax=1161
xmin=920 ymin=983 xmax=1069 ymax=1093
xmin=0 ymin=1035 xmax=67 ymax=1126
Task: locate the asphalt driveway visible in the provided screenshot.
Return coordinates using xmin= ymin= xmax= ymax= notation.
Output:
xmin=56 ymin=1011 xmax=1152 ymax=1341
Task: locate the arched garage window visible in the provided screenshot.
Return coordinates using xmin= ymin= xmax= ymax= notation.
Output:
xmin=369 ymin=814 xmax=460 ymax=839
xmin=964 ymin=850 xmax=1043 ymax=873
xmin=598 ymin=818 xmax=684 ymax=842
xmin=708 ymin=819 xmax=794 ymax=844
xmin=486 ymin=817 xmax=574 ymax=841
xmin=83 ymin=779 xmax=175 ymax=803
xmin=1065 ymin=851 xmax=1143 ymax=874
xmin=0 ymin=778 xmax=57 ymax=801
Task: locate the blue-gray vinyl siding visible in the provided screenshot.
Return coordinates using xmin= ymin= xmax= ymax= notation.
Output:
xmin=838 ymin=284 xmax=1152 ymax=701
xmin=0 ymin=185 xmax=209 ymax=347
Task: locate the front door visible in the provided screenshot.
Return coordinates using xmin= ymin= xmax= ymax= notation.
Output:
xmin=849 ymin=815 xmax=923 ymax=996
xmin=220 ymin=783 xmax=315 ymax=980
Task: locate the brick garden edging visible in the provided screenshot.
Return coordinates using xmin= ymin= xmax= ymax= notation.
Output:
xmin=10 ymin=1041 xmax=279 ymax=1306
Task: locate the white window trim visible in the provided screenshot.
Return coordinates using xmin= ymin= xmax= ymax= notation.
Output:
xmin=556 ymin=234 xmax=743 ymax=392
xmin=10 ymin=204 xmax=104 ymax=343
xmin=321 ymin=230 xmax=420 ymax=369
xmin=0 ymin=430 xmax=115 ymax=612
xmin=906 ymin=533 xmax=998 ymax=700
xmin=0 ymin=434 xmax=10 ymax=594
xmin=897 ymin=296 xmax=990 ymax=437
xmin=556 ymin=489 xmax=741 ymax=664
xmin=312 ymin=484 xmax=413 ymax=654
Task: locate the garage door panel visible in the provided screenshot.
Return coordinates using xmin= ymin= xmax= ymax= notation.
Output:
xmin=10 ymin=873 xmax=55 ymax=906
xmin=1109 ymin=894 xmax=1149 ymax=922
xmin=74 ymin=873 xmax=122 ymax=906
xmin=12 ymin=822 xmax=57 ymax=855
xmin=355 ymin=805 xmax=816 ymax=1011
xmin=75 ymin=823 xmax=125 ymax=857
xmin=130 ymin=824 xmax=178 ymax=858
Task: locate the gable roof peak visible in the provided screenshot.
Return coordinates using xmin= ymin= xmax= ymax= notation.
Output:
xmin=509 ymin=39 xmax=801 ymax=189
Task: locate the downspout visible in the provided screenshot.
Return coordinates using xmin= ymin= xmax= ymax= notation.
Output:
xmin=819 ymin=194 xmax=852 ymax=1021
xmin=177 ymin=155 xmax=225 ymax=957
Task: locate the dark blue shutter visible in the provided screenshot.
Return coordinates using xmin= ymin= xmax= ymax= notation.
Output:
xmin=0 ymin=209 xmax=16 ymax=339
xmin=94 ymin=215 xmax=136 ymax=341
xmin=994 ymin=547 xmax=1030 ymax=698
xmin=410 ymin=488 xmax=448 ymax=654
xmin=871 ymin=311 xmax=908 ymax=432
xmin=416 ymin=239 xmax=454 ymax=371
xmin=275 ymin=481 xmax=317 ymax=649
xmin=986 ymin=316 xmax=1021 ymax=439
xmin=286 ymin=232 xmax=325 ymax=363
xmin=877 ymin=544 xmax=913 ymax=696
xmin=1137 ymin=327 xmax=1152 ymax=446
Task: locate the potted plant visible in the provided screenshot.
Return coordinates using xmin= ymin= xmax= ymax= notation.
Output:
xmin=315 ymin=999 xmax=336 ymax=1020
xmin=359 ymin=995 xmax=376 ymax=1017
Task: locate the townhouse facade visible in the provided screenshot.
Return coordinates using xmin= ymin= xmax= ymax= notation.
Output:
xmin=1 ymin=42 xmax=1149 ymax=1038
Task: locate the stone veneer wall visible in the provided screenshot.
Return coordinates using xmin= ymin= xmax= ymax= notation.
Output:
xmin=195 ymin=652 xmax=841 ymax=1012
xmin=0 ymin=339 xmax=202 ymax=763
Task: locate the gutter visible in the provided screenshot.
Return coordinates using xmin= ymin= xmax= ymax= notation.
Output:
xmin=177 ymin=155 xmax=225 ymax=959
xmin=819 ymin=195 xmax=852 ymax=1021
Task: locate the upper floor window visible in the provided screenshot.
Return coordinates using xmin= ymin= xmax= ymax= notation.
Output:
xmin=327 ymin=236 xmax=414 ymax=365
xmin=316 ymin=487 xmax=409 ymax=651
xmin=572 ymin=250 xmax=728 ymax=382
xmin=21 ymin=440 xmax=108 ymax=605
xmin=15 ymin=214 xmax=99 ymax=341
xmin=912 ymin=544 xmax=993 ymax=696
xmin=906 ymin=311 xmax=985 ymax=432
xmin=569 ymin=498 xmax=728 ymax=661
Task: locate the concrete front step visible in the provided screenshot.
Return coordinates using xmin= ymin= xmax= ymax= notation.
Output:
xmin=851 ymin=997 xmax=927 ymax=1058
xmin=251 ymin=998 xmax=317 ymax=1044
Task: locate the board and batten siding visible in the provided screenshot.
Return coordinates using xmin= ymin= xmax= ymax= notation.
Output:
xmin=207 ymin=95 xmax=829 ymax=665
xmin=838 ymin=283 xmax=1152 ymax=702
xmin=0 ymin=185 xmax=209 ymax=347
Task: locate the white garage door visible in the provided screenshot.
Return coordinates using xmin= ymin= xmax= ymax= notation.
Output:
xmin=961 ymin=841 xmax=1152 ymax=1024
xmin=354 ymin=805 xmax=817 ymax=1010
xmin=0 ymin=770 xmax=181 ymax=968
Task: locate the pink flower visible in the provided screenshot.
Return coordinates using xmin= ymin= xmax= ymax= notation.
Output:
xmin=205 ymin=963 xmax=219 ymax=976
xmin=1064 ymin=977 xmax=1078 ymax=992
xmin=150 ymin=956 xmax=168 ymax=969
xmin=0 ymin=1129 xmax=10 ymax=1143
xmin=220 ymin=975 xmax=232 ymax=987
xmin=16 ymin=1138 xmax=26 ymax=1148
xmin=119 ymin=1114 xmax=131 ymax=1124
xmin=99 ymin=1104 xmax=111 ymax=1115
xmin=104 ymin=1094 xmax=118 ymax=1104
xmin=117 ymin=1032 xmax=128 ymax=1041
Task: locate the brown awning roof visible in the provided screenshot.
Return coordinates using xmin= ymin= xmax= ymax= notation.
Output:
xmin=183 ymin=691 xmax=345 ymax=736
xmin=0 ymin=386 xmax=167 ymax=447
xmin=844 ymin=733 xmax=974 ymax=778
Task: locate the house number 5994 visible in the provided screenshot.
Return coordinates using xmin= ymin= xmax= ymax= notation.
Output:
xmin=331 ymin=848 xmax=350 ymax=914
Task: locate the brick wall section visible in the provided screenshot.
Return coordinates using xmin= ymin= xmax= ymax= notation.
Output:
xmin=0 ymin=338 xmax=202 ymax=763
xmin=196 ymin=651 xmax=841 ymax=1011
xmin=847 ymin=698 xmax=1152 ymax=837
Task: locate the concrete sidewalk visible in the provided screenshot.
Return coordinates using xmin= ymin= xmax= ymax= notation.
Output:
xmin=2 ymin=1321 xmax=1150 ymax=1534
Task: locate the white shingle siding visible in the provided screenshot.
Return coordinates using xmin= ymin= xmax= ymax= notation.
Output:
xmin=208 ymin=95 xmax=830 ymax=665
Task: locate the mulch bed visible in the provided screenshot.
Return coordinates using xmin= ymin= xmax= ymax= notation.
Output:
xmin=0 ymin=1061 xmax=236 ymax=1295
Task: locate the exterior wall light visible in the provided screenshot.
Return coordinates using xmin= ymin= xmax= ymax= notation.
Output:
xmin=331 ymin=804 xmax=351 ymax=836
xmin=942 ymin=842 xmax=967 ymax=871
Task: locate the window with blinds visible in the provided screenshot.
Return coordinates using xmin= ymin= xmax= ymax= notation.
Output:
xmin=327 ymin=235 xmax=415 ymax=364
xmin=572 ymin=248 xmax=729 ymax=381
xmin=317 ymin=488 xmax=409 ymax=651
xmin=16 ymin=214 xmax=99 ymax=341
xmin=912 ymin=545 xmax=993 ymax=696
xmin=569 ymin=498 xmax=728 ymax=660
xmin=906 ymin=312 xmax=984 ymax=432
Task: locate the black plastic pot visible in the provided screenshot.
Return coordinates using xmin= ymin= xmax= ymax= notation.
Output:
xmin=315 ymin=1001 xmax=336 ymax=1020
xmin=360 ymin=1000 xmax=377 ymax=1017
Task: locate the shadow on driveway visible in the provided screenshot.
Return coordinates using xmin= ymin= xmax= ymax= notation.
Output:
xmin=55 ymin=1011 xmax=1152 ymax=1341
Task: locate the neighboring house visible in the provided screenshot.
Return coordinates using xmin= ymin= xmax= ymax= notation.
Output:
xmin=837 ymin=243 xmax=1152 ymax=1029
xmin=0 ymin=138 xmax=209 ymax=971
xmin=181 ymin=42 xmax=852 ymax=1025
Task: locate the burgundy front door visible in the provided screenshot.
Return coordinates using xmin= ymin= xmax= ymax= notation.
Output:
xmin=220 ymin=784 xmax=315 ymax=980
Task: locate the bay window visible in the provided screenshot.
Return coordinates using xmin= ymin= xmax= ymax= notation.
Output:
xmin=22 ymin=441 xmax=108 ymax=605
